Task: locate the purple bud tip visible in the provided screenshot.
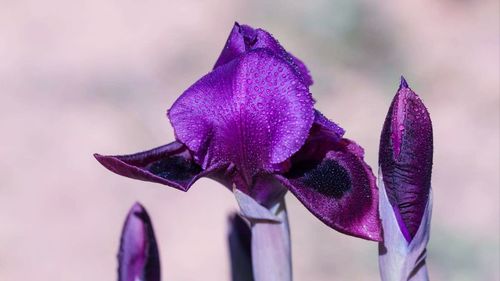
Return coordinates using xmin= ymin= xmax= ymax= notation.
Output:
xmin=379 ymin=78 xmax=433 ymax=241
xmin=119 ymin=202 xmax=161 ymax=281
xmin=399 ymin=75 xmax=409 ymax=90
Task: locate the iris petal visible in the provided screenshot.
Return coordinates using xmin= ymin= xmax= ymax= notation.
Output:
xmin=214 ymin=22 xmax=313 ymax=86
xmin=283 ymin=111 xmax=345 ymax=173
xmin=94 ymin=141 xmax=209 ymax=191
xmin=119 ymin=202 xmax=160 ymax=281
xmin=379 ymin=77 xmax=433 ymax=240
xmin=276 ymin=115 xmax=381 ymax=241
xmin=168 ymin=49 xmax=315 ymax=186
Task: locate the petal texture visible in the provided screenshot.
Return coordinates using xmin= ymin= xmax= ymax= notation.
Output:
xmin=119 ymin=202 xmax=160 ymax=281
xmin=312 ymin=110 xmax=345 ymax=141
xmin=277 ymin=115 xmax=381 ymax=240
xmin=169 ymin=49 xmax=315 ymax=187
xmin=214 ymin=22 xmax=313 ymax=86
xmin=94 ymin=141 xmax=205 ymax=191
xmin=379 ymin=77 xmax=433 ymax=241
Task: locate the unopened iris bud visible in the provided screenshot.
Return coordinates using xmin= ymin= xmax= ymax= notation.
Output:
xmin=378 ymin=77 xmax=433 ymax=281
xmin=118 ymin=202 xmax=161 ymax=281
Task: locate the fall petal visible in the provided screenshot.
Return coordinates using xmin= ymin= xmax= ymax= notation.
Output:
xmin=94 ymin=141 xmax=207 ymax=191
xmin=118 ymin=202 xmax=160 ymax=281
xmin=168 ymin=49 xmax=314 ymax=186
xmin=277 ymin=137 xmax=381 ymax=241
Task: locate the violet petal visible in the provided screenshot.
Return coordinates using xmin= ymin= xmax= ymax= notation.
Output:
xmin=312 ymin=110 xmax=346 ymax=141
xmin=277 ymin=137 xmax=381 ymax=241
xmin=281 ymin=111 xmax=347 ymax=172
xmin=213 ymin=22 xmax=313 ymax=86
xmin=94 ymin=141 xmax=206 ymax=191
xmin=168 ymin=49 xmax=315 ymax=186
xmin=379 ymin=77 xmax=433 ymax=240
xmin=118 ymin=202 xmax=160 ymax=281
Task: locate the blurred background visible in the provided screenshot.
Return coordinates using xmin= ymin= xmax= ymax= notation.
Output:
xmin=1 ymin=0 xmax=498 ymax=280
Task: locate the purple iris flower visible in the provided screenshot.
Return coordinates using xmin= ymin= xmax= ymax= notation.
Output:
xmin=95 ymin=23 xmax=381 ymax=241
xmin=118 ymin=202 xmax=161 ymax=281
xmin=378 ymin=77 xmax=433 ymax=281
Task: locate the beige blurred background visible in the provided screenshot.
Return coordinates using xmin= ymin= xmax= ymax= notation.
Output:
xmin=1 ymin=0 xmax=498 ymax=280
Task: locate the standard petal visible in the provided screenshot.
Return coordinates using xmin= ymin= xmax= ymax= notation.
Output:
xmin=277 ymin=137 xmax=381 ymax=241
xmin=213 ymin=23 xmax=255 ymax=69
xmin=168 ymin=49 xmax=315 ymax=187
xmin=213 ymin=22 xmax=313 ymax=86
xmin=94 ymin=141 xmax=206 ymax=191
xmin=118 ymin=202 xmax=160 ymax=281
xmin=379 ymin=77 xmax=433 ymax=241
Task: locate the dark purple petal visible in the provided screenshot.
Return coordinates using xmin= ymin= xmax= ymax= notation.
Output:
xmin=213 ymin=23 xmax=254 ymax=69
xmin=227 ymin=213 xmax=254 ymax=281
xmin=311 ymin=110 xmax=345 ymax=142
xmin=282 ymin=111 xmax=346 ymax=173
xmin=168 ymin=49 xmax=315 ymax=189
xmin=214 ymin=22 xmax=313 ymax=86
xmin=379 ymin=77 xmax=433 ymax=241
xmin=119 ymin=202 xmax=160 ymax=281
xmin=277 ymin=133 xmax=381 ymax=241
xmin=94 ymin=141 xmax=206 ymax=191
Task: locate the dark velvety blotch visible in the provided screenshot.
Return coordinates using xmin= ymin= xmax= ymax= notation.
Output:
xmin=94 ymin=141 xmax=206 ymax=191
xmin=301 ymin=159 xmax=352 ymax=198
xmin=148 ymin=156 xmax=202 ymax=183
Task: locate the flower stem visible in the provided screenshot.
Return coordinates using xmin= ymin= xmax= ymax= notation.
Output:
xmin=408 ymin=263 xmax=429 ymax=281
xmin=234 ymin=189 xmax=292 ymax=281
xmin=228 ymin=213 xmax=253 ymax=281
xmin=378 ymin=173 xmax=432 ymax=281
xmin=250 ymin=199 xmax=292 ymax=281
